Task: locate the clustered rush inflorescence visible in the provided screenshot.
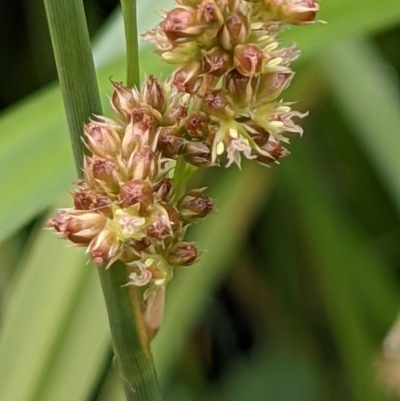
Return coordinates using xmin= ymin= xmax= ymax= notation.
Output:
xmin=48 ymin=0 xmax=321 ymax=302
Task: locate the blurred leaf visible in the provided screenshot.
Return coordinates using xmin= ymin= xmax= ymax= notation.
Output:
xmin=277 ymin=139 xmax=398 ymax=401
xmin=217 ymin=351 xmax=317 ymax=401
xmin=319 ymin=38 xmax=400 ymax=212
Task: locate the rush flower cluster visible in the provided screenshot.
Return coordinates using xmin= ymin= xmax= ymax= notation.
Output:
xmin=48 ymin=0 xmax=321 ymax=301
xmin=144 ymin=0 xmax=321 ymax=167
xmin=48 ymin=79 xmax=213 ymax=299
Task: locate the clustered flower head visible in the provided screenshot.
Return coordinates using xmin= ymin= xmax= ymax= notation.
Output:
xmin=144 ymin=0 xmax=321 ymax=167
xmin=48 ymin=0 xmax=321 ymax=301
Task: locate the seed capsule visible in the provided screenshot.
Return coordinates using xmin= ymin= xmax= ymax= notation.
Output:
xmin=178 ymin=189 xmax=214 ymax=221
xmin=167 ymin=242 xmax=198 ymax=266
xmin=119 ymin=179 xmax=153 ymax=210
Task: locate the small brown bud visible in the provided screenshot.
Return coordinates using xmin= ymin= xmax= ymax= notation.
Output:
xmin=157 ymin=127 xmax=185 ymax=158
xmin=85 ymin=156 xmax=120 ymax=193
xmin=224 ymin=69 xmax=253 ymax=107
xmin=219 ymin=11 xmax=250 ymax=51
xmin=197 ymin=0 xmax=224 ymax=28
xmin=88 ymin=229 xmax=121 ymax=267
xmin=127 ymin=146 xmax=158 ymax=181
xmin=121 ymin=116 xmax=155 ymax=160
xmin=153 ymin=178 xmax=172 ymax=201
xmin=256 ymin=137 xmax=290 ymax=164
xmin=185 ymin=112 xmax=210 ymax=140
xmin=234 ymin=44 xmax=264 ymax=77
xmin=201 ymin=89 xmax=234 ymax=118
xmin=245 ymin=123 xmax=270 ymax=147
xmin=183 ymin=141 xmax=213 ymax=167
xmin=178 ymin=189 xmax=214 ymax=221
xmin=173 ymin=62 xmax=202 ymax=93
xmin=142 ymin=75 xmax=167 ymax=113
xmin=164 ymin=105 xmax=188 ymax=126
xmin=167 ymin=242 xmax=198 ymax=266
xmin=255 ymin=72 xmax=293 ymax=104
xmin=202 ymin=47 xmax=230 ymax=77
xmin=48 ymin=211 xmax=107 ymax=245
xmin=280 ymin=0 xmax=320 ymax=25
xmin=84 ymin=122 xmax=120 ymax=158
xmin=119 ymin=179 xmax=153 ymax=210
xmin=111 ymin=81 xmax=138 ymax=123
xmin=72 ymin=189 xmax=112 ymax=217
xmin=162 ymin=203 xmax=183 ymax=239
xmin=163 ymin=8 xmax=205 ymax=42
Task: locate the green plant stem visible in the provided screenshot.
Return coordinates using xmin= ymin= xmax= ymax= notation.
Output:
xmin=120 ymin=0 xmax=140 ymax=88
xmin=98 ymin=262 xmax=162 ymax=400
xmin=44 ymin=0 xmax=162 ymax=400
xmin=43 ymin=0 xmax=102 ymax=174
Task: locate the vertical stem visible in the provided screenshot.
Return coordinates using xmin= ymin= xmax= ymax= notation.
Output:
xmin=44 ymin=0 xmax=102 ymax=174
xmin=120 ymin=0 xmax=140 ymax=88
xmin=44 ymin=0 xmax=162 ymax=399
xmin=98 ymin=263 xmax=162 ymax=401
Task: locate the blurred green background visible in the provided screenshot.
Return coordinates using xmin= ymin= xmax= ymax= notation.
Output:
xmin=1 ymin=0 xmax=400 ymax=400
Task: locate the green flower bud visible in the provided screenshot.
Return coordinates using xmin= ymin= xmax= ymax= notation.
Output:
xmin=167 ymin=242 xmax=198 ymax=266
xmin=178 ymin=189 xmax=214 ymax=221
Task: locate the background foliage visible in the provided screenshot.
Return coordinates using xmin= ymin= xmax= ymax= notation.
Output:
xmin=1 ymin=0 xmax=400 ymax=400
